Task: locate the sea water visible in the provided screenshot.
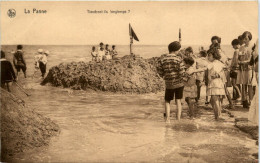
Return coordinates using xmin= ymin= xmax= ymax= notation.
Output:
xmin=3 ymin=44 xmax=256 ymax=163
xmin=1 ymin=44 xmax=234 ymax=76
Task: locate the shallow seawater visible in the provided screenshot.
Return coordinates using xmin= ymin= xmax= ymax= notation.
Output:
xmin=9 ymin=76 xmax=258 ymax=163
xmin=2 ymin=43 xmax=256 ymax=162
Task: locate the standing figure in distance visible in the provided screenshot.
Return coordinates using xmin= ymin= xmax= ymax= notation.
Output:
xmin=13 ymin=45 xmax=26 ymax=79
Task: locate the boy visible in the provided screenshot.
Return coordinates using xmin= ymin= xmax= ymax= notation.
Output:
xmin=13 ymin=45 xmax=26 ymax=78
xmin=158 ymin=41 xmax=185 ymax=123
xmin=1 ymin=50 xmax=16 ymax=92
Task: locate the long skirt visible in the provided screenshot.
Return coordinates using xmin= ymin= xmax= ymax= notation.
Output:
xmin=237 ymin=69 xmax=257 ymax=86
xmin=248 ymin=85 xmax=259 ymax=125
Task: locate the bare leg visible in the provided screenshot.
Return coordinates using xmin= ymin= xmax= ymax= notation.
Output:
xmin=248 ymin=85 xmax=254 ymax=101
xmin=211 ymin=96 xmax=221 ymax=120
xmin=176 ymin=99 xmax=182 ymax=120
xmin=6 ymin=82 xmax=12 ymax=92
xmin=165 ymin=101 xmax=171 ymax=123
xmin=186 ymin=97 xmax=195 ymax=118
xmin=196 ymin=80 xmax=201 ymax=102
xmin=241 ymin=84 xmax=246 ymax=101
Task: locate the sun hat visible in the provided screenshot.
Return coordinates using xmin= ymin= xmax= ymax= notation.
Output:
xmin=38 ymin=49 xmax=43 ymax=53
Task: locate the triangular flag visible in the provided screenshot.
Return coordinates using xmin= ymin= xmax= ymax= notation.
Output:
xmin=129 ymin=24 xmax=139 ymax=41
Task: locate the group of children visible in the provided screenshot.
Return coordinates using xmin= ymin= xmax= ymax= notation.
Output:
xmin=0 ymin=45 xmax=49 ymax=92
xmin=230 ymin=32 xmax=258 ymax=109
xmin=91 ymin=42 xmax=118 ymax=62
xmin=160 ymin=31 xmax=258 ymax=123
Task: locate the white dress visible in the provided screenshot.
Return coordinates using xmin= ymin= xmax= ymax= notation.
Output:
xmin=248 ymin=85 xmax=259 ymax=125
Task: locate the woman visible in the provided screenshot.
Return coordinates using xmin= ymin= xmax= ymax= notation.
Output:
xmin=237 ymin=31 xmax=257 ymax=108
xmin=248 ymin=39 xmax=258 ymax=125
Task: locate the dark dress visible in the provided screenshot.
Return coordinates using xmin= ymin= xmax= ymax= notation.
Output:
xmin=1 ymin=59 xmax=16 ymax=83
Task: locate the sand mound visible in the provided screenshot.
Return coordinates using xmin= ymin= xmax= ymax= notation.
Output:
xmin=1 ymin=88 xmax=60 ymax=161
xmin=41 ymin=55 xmax=164 ymax=93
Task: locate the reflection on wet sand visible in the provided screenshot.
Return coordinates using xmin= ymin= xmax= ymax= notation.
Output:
xmin=11 ymin=81 xmax=257 ymax=162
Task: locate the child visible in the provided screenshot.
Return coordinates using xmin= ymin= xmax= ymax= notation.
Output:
xmin=97 ymin=46 xmax=105 ymax=62
xmin=158 ymin=41 xmax=185 ymax=123
xmin=39 ymin=50 xmax=48 ymax=78
xmin=206 ymin=48 xmax=226 ymax=120
xmin=33 ymin=49 xmax=43 ymax=77
xmin=195 ymin=50 xmax=208 ymax=103
xmin=1 ymin=50 xmax=16 ymax=92
xmin=183 ymin=57 xmax=207 ymax=119
xmin=183 ymin=57 xmax=197 ymax=119
xmin=111 ymin=45 xmax=118 ymax=59
xmin=91 ymin=46 xmax=97 ymax=61
xmin=230 ymin=39 xmax=242 ymax=101
xmin=13 ymin=45 xmax=27 ymax=78
xmin=104 ymin=44 xmax=111 ymax=60
xmin=184 ymin=47 xmax=193 ymax=58
xmin=209 ymin=36 xmax=221 ymax=49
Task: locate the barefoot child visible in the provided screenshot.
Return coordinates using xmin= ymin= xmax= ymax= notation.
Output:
xmin=158 ymin=41 xmax=185 ymax=123
xmin=33 ymin=49 xmax=43 ymax=78
xmin=183 ymin=57 xmax=207 ymax=119
xmin=39 ymin=50 xmax=48 ymax=78
xmin=183 ymin=57 xmax=197 ymax=119
xmin=230 ymin=39 xmax=242 ymax=101
xmin=206 ymin=48 xmax=226 ymax=120
xmin=13 ymin=45 xmax=27 ymax=79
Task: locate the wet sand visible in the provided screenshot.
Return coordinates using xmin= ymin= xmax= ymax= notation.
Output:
xmin=9 ymin=77 xmax=258 ymax=163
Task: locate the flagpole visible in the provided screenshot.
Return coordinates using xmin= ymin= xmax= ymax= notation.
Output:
xmin=130 ymin=36 xmax=133 ymax=56
xmin=179 ymin=28 xmax=181 ymax=45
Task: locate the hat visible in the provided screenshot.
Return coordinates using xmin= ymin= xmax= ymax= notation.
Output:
xmin=38 ymin=49 xmax=43 ymax=53
xmin=44 ymin=50 xmax=50 ymax=56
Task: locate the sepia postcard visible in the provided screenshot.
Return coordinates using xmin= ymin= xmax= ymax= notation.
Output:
xmin=0 ymin=1 xmax=259 ymax=162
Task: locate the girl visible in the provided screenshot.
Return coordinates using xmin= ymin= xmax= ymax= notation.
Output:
xmin=237 ymin=31 xmax=257 ymax=108
xmin=206 ymin=48 xmax=226 ymax=120
xmin=230 ymin=39 xmax=242 ymax=101
xmin=183 ymin=57 xmax=206 ymax=119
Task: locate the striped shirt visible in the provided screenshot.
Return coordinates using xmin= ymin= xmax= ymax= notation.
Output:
xmin=159 ymin=53 xmax=185 ymax=89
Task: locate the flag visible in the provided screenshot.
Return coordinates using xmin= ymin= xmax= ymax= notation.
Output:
xmin=129 ymin=24 xmax=139 ymax=41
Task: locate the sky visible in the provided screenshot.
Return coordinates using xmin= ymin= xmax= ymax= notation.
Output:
xmin=0 ymin=1 xmax=258 ymax=45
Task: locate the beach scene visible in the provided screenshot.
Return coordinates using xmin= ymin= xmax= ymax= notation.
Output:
xmin=0 ymin=1 xmax=258 ymax=163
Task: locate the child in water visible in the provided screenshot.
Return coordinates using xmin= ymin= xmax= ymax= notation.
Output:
xmin=183 ymin=57 xmax=206 ymax=119
xmin=206 ymin=48 xmax=226 ymax=120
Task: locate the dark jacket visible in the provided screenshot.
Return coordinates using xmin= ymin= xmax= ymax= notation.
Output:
xmin=1 ymin=59 xmax=16 ymax=83
xmin=13 ymin=50 xmax=26 ymax=67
